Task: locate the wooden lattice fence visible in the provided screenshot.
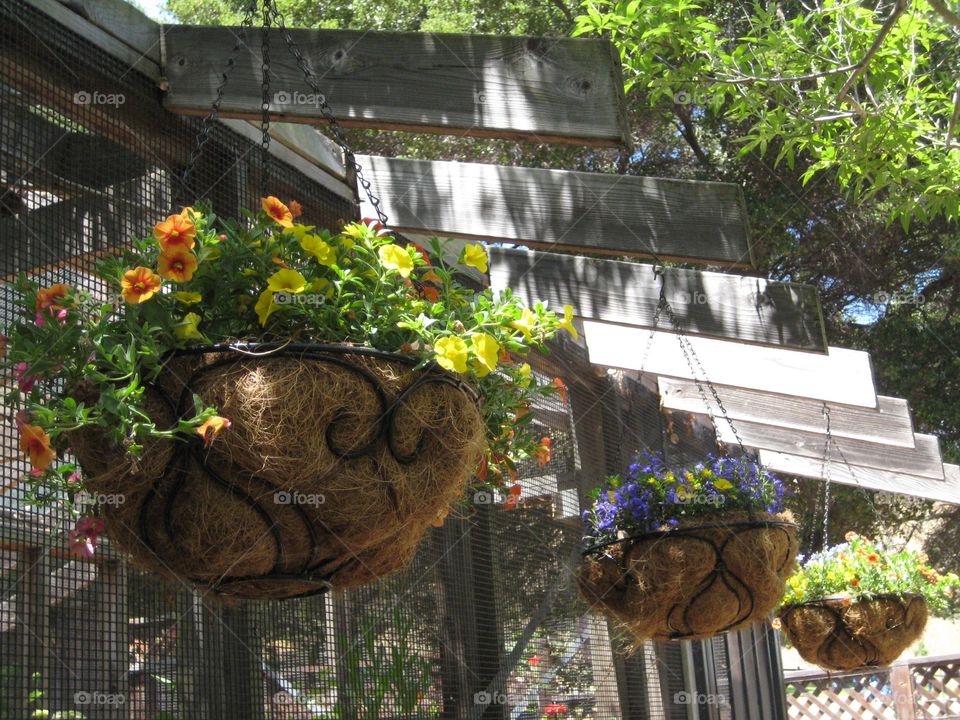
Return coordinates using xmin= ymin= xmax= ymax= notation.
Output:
xmin=784 ymin=654 xmax=960 ymax=720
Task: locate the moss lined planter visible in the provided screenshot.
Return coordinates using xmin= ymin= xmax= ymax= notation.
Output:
xmin=778 ymin=594 xmax=928 ymax=671
xmin=578 ymin=514 xmax=798 ymax=640
xmin=71 ymin=343 xmax=483 ymax=600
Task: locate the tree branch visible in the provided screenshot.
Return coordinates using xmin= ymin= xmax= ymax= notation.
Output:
xmin=836 ymin=0 xmax=908 ymax=106
xmin=672 ymin=103 xmax=711 ymax=165
xmin=927 ymin=0 xmax=960 ymax=29
xmin=546 ymin=0 xmax=575 ymax=27
xmin=947 ymin=83 xmax=960 ymax=149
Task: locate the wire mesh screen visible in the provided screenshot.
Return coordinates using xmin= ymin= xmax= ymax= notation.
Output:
xmin=0 ymin=2 xmax=775 ymax=718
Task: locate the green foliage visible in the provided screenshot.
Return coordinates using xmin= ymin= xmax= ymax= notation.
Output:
xmin=575 ymin=0 xmax=960 ymax=226
xmin=782 ymin=532 xmax=960 ymax=617
xmin=337 ymin=608 xmax=432 ymax=719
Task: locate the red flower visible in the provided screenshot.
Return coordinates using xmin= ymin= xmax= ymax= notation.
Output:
xmin=527 ymin=655 xmax=541 ymax=667
xmin=502 ymin=483 xmax=522 ymax=510
xmin=544 ymin=704 xmax=568 ymax=716
xmin=68 ymin=516 xmax=106 ymax=558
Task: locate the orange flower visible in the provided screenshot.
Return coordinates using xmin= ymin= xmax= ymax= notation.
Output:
xmin=121 ymin=267 xmax=162 ymax=304
xmin=197 ymin=416 xmax=231 ymax=448
xmin=533 ymin=436 xmax=552 ymax=466
xmin=262 ymin=196 xmax=293 ymax=228
xmin=35 ymin=283 xmax=70 ymax=312
xmin=845 ymin=531 xmax=858 ymax=541
xmin=157 ymin=251 xmax=198 ymax=282
xmin=288 ymin=200 xmax=303 ymax=218
xmin=19 ymin=423 xmax=54 ymax=472
xmin=770 ymin=617 xmax=782 ymax=629
xmin=153 ymin=213 xmax=196 ymax=252
xmin=850 ymin=578 xmax=860 ymax=588
xmin=552 ymin=377 xmax=568 ymax=402
xmin=503 ymin=483 xmax=522 ymax=510
xmin=431 ymin=507 xmax=449 ymax=527
xmin=867 ymin=553 xmax=880 ymax=563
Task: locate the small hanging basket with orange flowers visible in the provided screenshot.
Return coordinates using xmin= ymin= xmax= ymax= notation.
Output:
xmin=777 ymin=533 xmax=960 ymax=671
xmin=2 ymin=199 xmax=574 ymax=600
xmin=578 ymin=453 xmax=798 ymax=641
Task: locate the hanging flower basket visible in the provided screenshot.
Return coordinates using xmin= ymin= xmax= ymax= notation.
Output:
xmin=776 ymin=532 xmax=960 ymax=670
xmin=68 ymin=344 xmax=482 ymax=599
xmin=3 ymin=200 xmax=574 ymax=599
xmin=577 ymin=454 xmax=798 ymax=640
xmin=778 ymin=594 xmax=927 ymax=671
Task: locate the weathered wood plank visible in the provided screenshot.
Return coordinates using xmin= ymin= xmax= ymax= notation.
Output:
xmin=583 ymin=322 xmax=876 ymax=406
xmin=1 ymin=104 xmax=150 ymax=191
xmin=57 ymin=0 xmax=161 ymax=63
xmin=266 ymin=121 xmax=345 ymax=180
xmin=492 ymin=249 xmax=823 ymax=349
xmin=658 ymin=377 xmax=915 ymax=448
xmin=362 ymin=157 xmax=753 ymax=266
xmin=220 ymin=119 xmax=354 ymax=202
xmin=712 ymin=417 xmax=943 ymax=479
xmin=759 ymin=451 xmax=960 ymax=504
xmin=162 ymin=26 xmax=630 ymax=146
xmin=24 ymin=0 xmax=160 ymax=80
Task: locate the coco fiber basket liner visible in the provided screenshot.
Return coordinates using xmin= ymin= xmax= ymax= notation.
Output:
xmin=70 ymin=343 xmax=484 ymax=600
xmin=778 ymin=594 xmax=928 ymax=671
xmin=577 ymin=513 xmax=798 ymax=641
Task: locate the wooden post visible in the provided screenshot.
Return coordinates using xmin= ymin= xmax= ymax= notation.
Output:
xmin=221 ymin=603 xmax=266 ymax=720
xmin=13 ymin=547 xmax=51 ymax=719
xmin=889 ymin=663 xmax=916 ymax=720
xmin=87 ymin=560 xmax=127 ymax=720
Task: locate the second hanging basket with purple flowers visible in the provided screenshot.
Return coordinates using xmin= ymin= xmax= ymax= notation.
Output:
xmin=577 ymin=454 xmax=798 ymax=641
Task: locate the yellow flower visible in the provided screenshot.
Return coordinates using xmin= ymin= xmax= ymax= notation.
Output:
xmin=300 ymin=235 xmax=337 ymax=267
xmin=714 ymin=479 xmax=734 ymax=491
xmin=462 ymin=244 xmax=488 ymax=273
xmin=434 ymin=336 xmax=469 ymax=373
xmin=518 ymin=362 xmax=532 ymax=387
xmin=308 ymin=277 xmax=335 ymax=299
xmin=267 ymin=269 xmax=307 ymax=294
xmin=172 ymin=291 xmax=202 ymax=305
xmin=676 ymin=485 xmax=694 ymax=500
xmin=558 ymin=304 xmax=578 ymax=339
xmin=197 ymin=415 xmax=231 ymax=448
xmin=471 ymin=333 xmax=500 ymax=377
xmin=510 ymin=308 xmax=537 ymax=339
xmin=378 ymin=243 xmax=414 ymax=278
xmin=255 ymin=289 xmax=280 ymax=326
xmin=285 ymin=224 xmax=316 ymax=240
xmin=174 ymin=312 xmax=204 ymax=342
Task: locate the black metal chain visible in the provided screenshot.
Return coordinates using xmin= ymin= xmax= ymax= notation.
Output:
xmin=654 ymin=274 xmax=752 ymax=458
xmin=181 ymin=1 xmax=259 ymax=194
xmin=266 ymin=1 xmax=388 ymax=224
xmin=259 ymin=2 xmax=273 ymax=200
xmin=819 ymin=404 xmax=832 ymax=552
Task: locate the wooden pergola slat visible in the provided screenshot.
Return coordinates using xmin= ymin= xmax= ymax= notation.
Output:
xmin=658 ymin=377 xmax=915 ymax=448
xmin=582 ymin=321 xmax=875 ymax=406
xmin=361 ymin=156 xmax=753 ymax=266
xmin=759 ymin=451 xmax=960 ymax=504
xmin=162 ymin=26 xmax=631 ymax=147
xmin=492 ymin=249 xmax=823 ymax=349
xmin=710 ymin=417 xmax=944 ymax=479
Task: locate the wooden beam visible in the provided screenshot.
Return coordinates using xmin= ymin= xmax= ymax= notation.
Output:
xmin=265 ymin=122 xmax=345 ymax=180
xmin=759 ymin=451 xmax=960 ymax=504
xmin=658 ymin=377 xmax=915 ymax=448
xmin=584 ymin=322 xmax=875 ymax=407
xmin=492 ymin=249 xmax=823 ymax=349
xmin=162 ymin=26 xmax=630 ymax=147
xmin=1 ymin=104 xmax=150 ymax=191
xmin=57 ymin=0 xmax=161 ymax=63
xmin=24 ymin=0 xmax=160 ymax=80
xmin=361 ymin=156 xmax=753 ymax=267
xmin=712 ymin=417 xmax=944 ymax=479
